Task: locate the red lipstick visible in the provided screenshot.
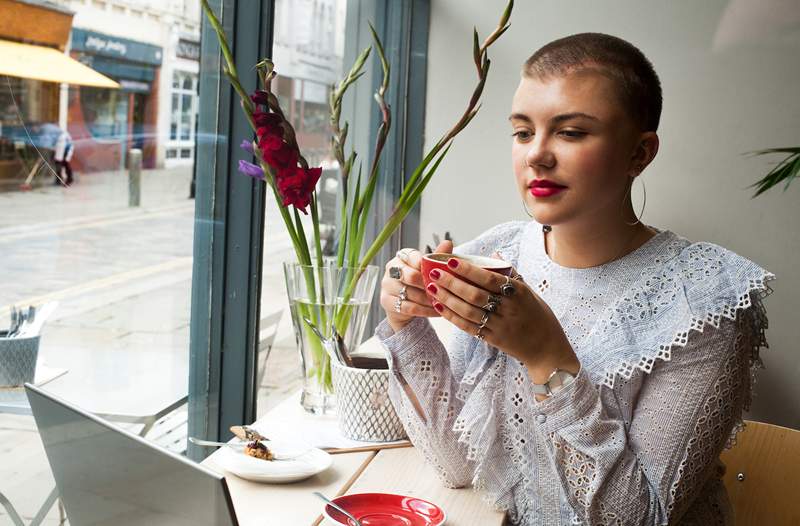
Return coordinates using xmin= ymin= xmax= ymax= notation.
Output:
xmin=529 ymin=179 xmax=566 ymax=198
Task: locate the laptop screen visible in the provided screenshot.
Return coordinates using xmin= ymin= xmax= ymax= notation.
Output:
xmin=26 ymin=384 xmax=238 ymax=526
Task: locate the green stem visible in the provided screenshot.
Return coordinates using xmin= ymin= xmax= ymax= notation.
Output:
xmin=309 ymin=195 xmax=329 ymax=329
xmin=200 ymin=0 xmax=255 ymax=117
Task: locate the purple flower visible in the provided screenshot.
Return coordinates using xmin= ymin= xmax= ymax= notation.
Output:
xmin=240 ymin=139 xmax=254 ymax=154
xmin=238 ymin=159 xmax=264 ymax=180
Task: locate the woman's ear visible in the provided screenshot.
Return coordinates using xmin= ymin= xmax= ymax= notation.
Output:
xmin=630 ymin=131 xmax=659 ymax=176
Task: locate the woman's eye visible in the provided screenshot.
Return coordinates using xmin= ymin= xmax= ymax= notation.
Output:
xmin=512 ymin=130 xmax=532 ymax=141
xmin=560 ymin=130 xmax=586 ymax=138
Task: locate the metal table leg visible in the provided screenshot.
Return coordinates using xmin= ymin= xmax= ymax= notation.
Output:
xmin=29 ymin=487 xmax=60 ymax=526
xmin=0 ymin=490 xmax=26 ymax=526
xmin=0 ymin=485 xmax=59 ymax=526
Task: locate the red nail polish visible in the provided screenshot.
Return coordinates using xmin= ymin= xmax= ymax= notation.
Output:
xmin=433 ymin=302 xmax=444 ymax=313
xmin=429 ymin=269 xmax=441 ymax=280
xmin=427 ymin=283 xmax=438 ymax=294
xmin=447 ymin=258 xmax=459 ymax=269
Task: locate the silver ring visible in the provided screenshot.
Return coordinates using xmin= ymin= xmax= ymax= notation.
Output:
xmin=399 ymin=285 xmax=408 ymax=301
xmin=479 ymin=311 xmax=490 ymax=326
xmin=511 ymin=270 xmax=525 ymax=282
xmin=481 ymin=301 xmax=498 ymax=313
xmin=396 ymin=248 xmax=414 ymax=264
xmin=500 ymin=274 xmax=516 ymax=297
xmin=475 ymin=325 xmax=485 ymax=341
xmin=389 ymin=266 xmax=402 ymax=280
xmin=394 ymin=296 xmax=403 ymax=313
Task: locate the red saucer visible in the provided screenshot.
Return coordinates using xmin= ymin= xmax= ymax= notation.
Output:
xmin=324 ymin=493 xmax=446 ymax=526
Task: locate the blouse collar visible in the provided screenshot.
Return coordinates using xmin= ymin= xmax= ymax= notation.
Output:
xmin=519 ymin=221 xmax=682 ymax=282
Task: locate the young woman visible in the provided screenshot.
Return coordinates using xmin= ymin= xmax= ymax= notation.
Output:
xmin=377 ymin=33 xmax=774 ymax=525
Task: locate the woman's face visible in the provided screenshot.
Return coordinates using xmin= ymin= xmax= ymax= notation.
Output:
xmin=510 ymin=70 xmax=643 ymax=228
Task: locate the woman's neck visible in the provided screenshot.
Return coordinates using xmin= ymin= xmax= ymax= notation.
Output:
xmin=544 ymin=220 xmax=656 ymax=269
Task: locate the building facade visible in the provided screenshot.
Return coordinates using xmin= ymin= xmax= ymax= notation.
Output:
xmin=51 ymin=0 xmax=200 ymax=171
xmin=0 ymin=0 xmax=74 ymax=181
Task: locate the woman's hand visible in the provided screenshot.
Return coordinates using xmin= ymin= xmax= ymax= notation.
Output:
xmin=425 ymin=256 xmax=580 ymax=382
xmin=380 ymin=241 xmax=453 ymax=333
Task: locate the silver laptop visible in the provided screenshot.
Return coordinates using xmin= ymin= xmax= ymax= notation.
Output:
xmin=25 ymin=383 xmax=239 ymax=526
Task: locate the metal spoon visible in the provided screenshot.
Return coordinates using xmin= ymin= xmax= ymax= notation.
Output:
xmin=8 ymin=306 xmax=18 ymax=336
xmin=189 ymin=437 xmax=251 ymax=448
xmin=313 ymin=492 xmax=363 ymax=526
xmin=302 ymin=317 xmax=354 ymax=367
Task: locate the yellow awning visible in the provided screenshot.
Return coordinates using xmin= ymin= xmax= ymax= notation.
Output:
xmin=0 ymin=39 xmax=119 ymax=88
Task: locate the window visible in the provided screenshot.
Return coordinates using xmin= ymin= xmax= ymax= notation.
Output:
xmin=0 ymin=0 xmax=426 ymax=522
xmin=0 ymin=0 xmax=204 ymax=522
xmin=166 ymin=71 xmax=197 ymax=163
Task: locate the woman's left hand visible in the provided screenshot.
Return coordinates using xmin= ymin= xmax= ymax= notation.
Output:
xmin=425 ymin=256 xmax=579 ymax=378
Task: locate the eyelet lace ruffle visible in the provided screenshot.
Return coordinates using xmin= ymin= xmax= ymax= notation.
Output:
xmin=449 ymin=221 xmax=529 ymax=519
xmin=580 ymin=241 xmax=775 ymax=393
xmin=446 ymin=223 xmax=774 ymax=524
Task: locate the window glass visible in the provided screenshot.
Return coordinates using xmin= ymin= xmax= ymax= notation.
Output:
xmin=168 ymin=71 xmax=198 ymax=163
xmin=256 ymin=0 xmax=349 ymax=416
xmin=0 ymin=1 xmax=203 ymax=522
xmin=170 ymin=93 xmax=179 ymax=140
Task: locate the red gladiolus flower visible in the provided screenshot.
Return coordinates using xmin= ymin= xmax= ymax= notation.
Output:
xmin=259 ymin=132 xmax=298 ymax=171
xmin=276 ymin=166 xmax=322 ymax=214
xmin=254 ymin=111 xmax=282 ymax=132
xmin=250 ymin=90 xmax=270 ymax=106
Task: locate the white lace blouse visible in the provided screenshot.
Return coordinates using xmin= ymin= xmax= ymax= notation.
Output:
xmin=375 ymin=220 xmax=774 ymax=526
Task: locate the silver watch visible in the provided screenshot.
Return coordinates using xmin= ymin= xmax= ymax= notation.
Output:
xmin=532 ymin=368 xmax=577 ymax=397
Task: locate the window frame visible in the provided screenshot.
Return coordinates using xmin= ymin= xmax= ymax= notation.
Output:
xmin=188 ymin=0 xmax=272 ymax=461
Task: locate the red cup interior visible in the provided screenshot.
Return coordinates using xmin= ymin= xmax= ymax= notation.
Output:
xmin=421 ymin=252 xmax=512 ymax=294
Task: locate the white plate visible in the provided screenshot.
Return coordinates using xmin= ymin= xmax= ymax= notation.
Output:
xmin=215 ymin=442 xmax=332 ymax=483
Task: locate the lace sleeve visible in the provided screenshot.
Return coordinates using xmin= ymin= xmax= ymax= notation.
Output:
xmin=532 ymin=306 xmax=759 ymax=525
xmin=376 ymin=317 xmax=477 ymax=488
xmin=372 ymin=221 xmax=528 ymax=489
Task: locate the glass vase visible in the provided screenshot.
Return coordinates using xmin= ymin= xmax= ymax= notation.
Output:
xmin=283 ymin=262 xmax=380 ymax=414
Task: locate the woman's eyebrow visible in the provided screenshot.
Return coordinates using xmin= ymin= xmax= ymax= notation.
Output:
xmin=551 ymin=112 xmax=599 ymax=124
xmin=508 ymin=112 xmax=599 ymax=124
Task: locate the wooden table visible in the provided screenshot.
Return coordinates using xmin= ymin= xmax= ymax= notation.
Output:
xmin=201 ymin=317 xmax=504 ymax=526
xmin=203 ymin=444 xmax=505 ymax=526
xmin=203 ymin=318 xmax=505 ymax=526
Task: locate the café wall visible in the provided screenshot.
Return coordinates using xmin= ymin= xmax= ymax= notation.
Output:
xmin=419 ymin=0 xmax=800 ymax=429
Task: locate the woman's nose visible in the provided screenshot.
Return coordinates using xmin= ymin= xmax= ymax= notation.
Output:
xmin=524 ymin=138 xmax=555 ymax=169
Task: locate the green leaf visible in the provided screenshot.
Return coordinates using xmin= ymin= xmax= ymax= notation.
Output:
xmin=368 ymin=23 xmax=390 ymax=89
xmin=473 ymin=27 xmax=481 ymax=69
xmin=346 ymin=164 xmax=363 ymax=266
xmin=293 ymin=208 xmax=312 ymax=265
xmin=749 ymin=149 xmax=800 ymax=197
xmin=747 ymin=147 xmax=800 ymax=156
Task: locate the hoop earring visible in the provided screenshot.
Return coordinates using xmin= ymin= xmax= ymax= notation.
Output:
xmin=522 ymin=198 xmax=534 ymax=218
xmin=624 ymin=176 xmax=647 ymax=226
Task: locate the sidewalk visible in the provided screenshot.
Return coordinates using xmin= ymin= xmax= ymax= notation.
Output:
xmin=0 ymin=166 xmax=302 ymax=524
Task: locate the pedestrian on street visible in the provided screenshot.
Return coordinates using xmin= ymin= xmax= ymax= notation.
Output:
xmin=54 ymin=128 xmax=74 ymax=186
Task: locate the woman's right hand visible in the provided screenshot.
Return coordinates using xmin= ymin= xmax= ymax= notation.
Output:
xmin=380 ymin=241 xmax=453 ymax=333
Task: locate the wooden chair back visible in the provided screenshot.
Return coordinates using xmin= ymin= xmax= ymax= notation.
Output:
xmin=719 ymin=420 xmax=800 ymax=525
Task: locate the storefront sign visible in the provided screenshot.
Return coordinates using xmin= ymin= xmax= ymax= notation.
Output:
xmin=176 ymin=39 xmax=200 ymax=61
xmin=119 ymin=79 xmax=150 ymax=93
xmin=72 ymin=28 xmax=162 ymax=65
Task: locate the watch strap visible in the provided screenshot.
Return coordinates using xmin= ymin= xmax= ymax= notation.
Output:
xmin=532 ymin=368 xmax=576 ymax=397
